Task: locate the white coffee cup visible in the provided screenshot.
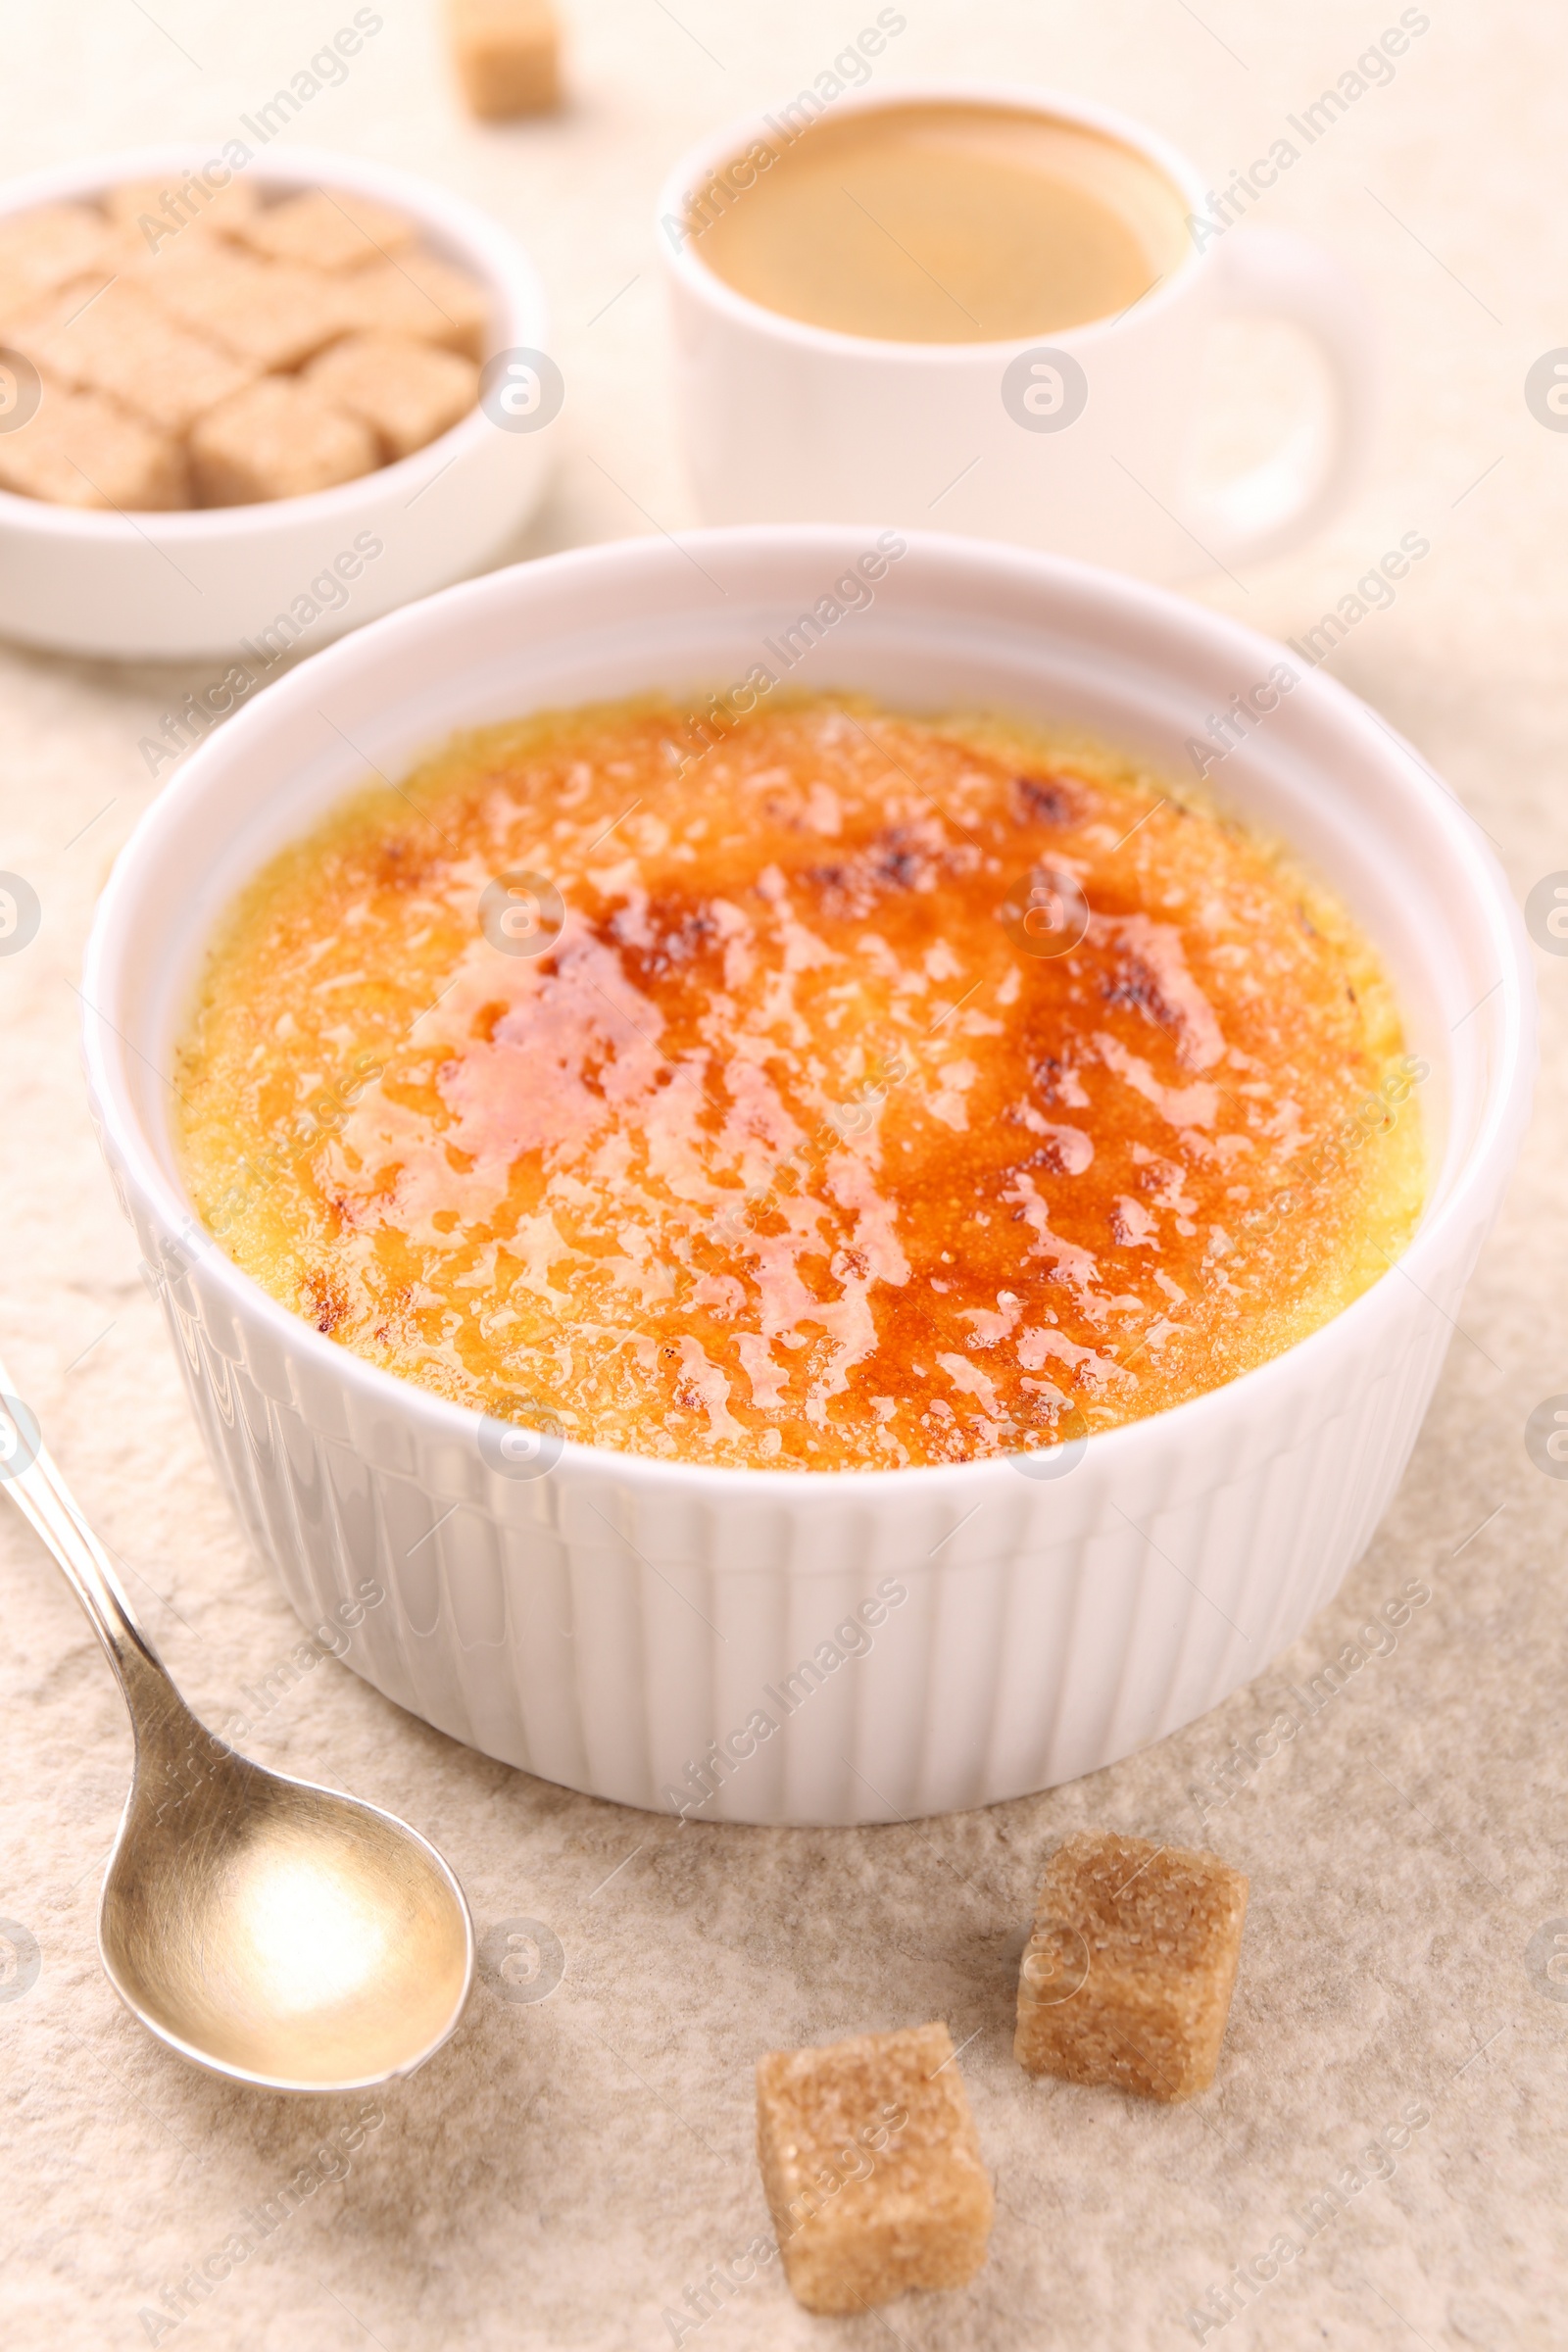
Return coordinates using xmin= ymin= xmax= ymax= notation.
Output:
xmin=657 ymin=84 xmax=1376 ymax=582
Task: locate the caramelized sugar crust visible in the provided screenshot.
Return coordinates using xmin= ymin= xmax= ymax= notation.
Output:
xmin=173 ymin=697 xmax=1426 ymax=1471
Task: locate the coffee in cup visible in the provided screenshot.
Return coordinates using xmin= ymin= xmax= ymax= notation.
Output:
xmin=687 ymin=101 xmax=1192 ymax=344
xmin=660 ymin=87 xmax=1375 ymax=581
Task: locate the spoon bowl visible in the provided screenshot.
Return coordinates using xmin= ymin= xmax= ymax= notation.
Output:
xmin=103 ymin=1704 xmax=473 ymax=2089
xmin=0 ymin=1365 xmax=474 ymax=2089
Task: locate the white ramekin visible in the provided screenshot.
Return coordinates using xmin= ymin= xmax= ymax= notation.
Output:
xmin=80 ymin=529 xmax=1534 ymax=1824
xmin=0 ymin=144 xmax=555 ymax=660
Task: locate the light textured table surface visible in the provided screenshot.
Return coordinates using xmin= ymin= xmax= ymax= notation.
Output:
xmin=1 ymin=4 xmax=1564 ymax=2347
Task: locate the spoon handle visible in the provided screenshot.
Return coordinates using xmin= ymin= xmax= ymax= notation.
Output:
xmin=0 ymin=1352 xmax=170 ymax=1698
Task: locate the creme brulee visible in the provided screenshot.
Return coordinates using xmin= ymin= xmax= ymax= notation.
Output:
xmin=173 ymin=695 xmax=1425 ymax=1472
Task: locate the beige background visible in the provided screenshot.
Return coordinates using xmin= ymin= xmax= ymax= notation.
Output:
xmin=1 ymin=2 xmax=1564 ymax=2346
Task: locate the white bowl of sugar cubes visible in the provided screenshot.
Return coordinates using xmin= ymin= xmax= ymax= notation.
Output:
xmin=0 ymin=144 xmax=557 ymax=660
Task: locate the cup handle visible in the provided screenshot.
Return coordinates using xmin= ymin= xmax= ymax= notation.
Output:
xmin=1186 ymin=227 xmax=1378 ymax=573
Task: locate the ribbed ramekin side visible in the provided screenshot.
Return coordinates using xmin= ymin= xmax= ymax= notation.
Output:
xmin=125 ymin=1156 xmax=1500 ymax=1825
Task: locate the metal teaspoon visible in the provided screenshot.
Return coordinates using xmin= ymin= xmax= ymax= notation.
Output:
xmin=0 ymin=1362 xmax=473 ymax=2090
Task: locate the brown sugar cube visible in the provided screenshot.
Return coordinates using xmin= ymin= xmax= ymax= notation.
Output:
xmin=13 ymin=277 xmax=253 ymax=435
xmin=142 ymin=247 xmax=352 ymax=371
xmin=0 ymin=273 xmax=30 ymax=336
xmin=0 ymin=273 xmax=106 ymax=353
xmin=0 ymin=204 xmax=118 ymax=305
xmin=111 ymin=220 xmax=249 ymax=314
xmin=1014 ymin=1832 xmax=1248 ymax=2101
xmin=0 ymin=256 xmax=119 ymax=340
xmin=336 ymin=252 xmax=492 ymax=360
xmin=757 ymin=2023 xmax=994 ymax=2316
xmin=104 ymin=172 xmax=258 ymax=252
xmin=189 ymin=376 xmax=377 ymax=505
xmin=237 ymin=188 xmax=417 ymax=273
xmin=0 ymin=382 xmax=188 ymax=509
xmin=304 ymin=331 xmax=477 ymax=458
xmin=449 ymin=0 xmax=562 ymax=119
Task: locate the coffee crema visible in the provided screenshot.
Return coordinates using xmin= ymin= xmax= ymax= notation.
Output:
xmin=687 ymin=103 xmax=1192 ymax=343
xmin=174 ymin=695 xmax=1425 ymax=1474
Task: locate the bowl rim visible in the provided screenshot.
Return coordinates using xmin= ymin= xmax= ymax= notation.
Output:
xmin=656 ymin=79 xmax=1211 ymax=362
xmin=80 ymin=524 xmax=1536 ymax=1501
xmin=0 ymin=140 xmax=548 ymax=543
